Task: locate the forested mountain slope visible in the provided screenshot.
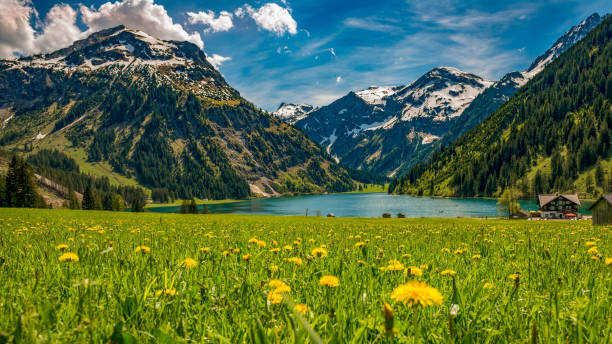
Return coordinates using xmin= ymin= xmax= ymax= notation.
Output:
xmin=390 ymin=16 xmax=612 ymax=198
xmin=0 ymin=26 xmax=353 ymax=199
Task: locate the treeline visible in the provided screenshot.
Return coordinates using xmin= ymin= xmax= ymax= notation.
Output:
xmin=391 ymin=16 xmax=612 ymax=198
xmin=26 ymin=149 xmax=147 ymax=210
xmin=0 ymin=155 xmax=48 ymax=208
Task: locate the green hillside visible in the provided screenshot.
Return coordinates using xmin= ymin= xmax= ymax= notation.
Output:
xmin=390 ymin=16 xmax=612 ymax=198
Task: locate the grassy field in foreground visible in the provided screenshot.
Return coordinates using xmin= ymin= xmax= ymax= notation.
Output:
xmin=0 ymin=209 xmax=610 ymax=343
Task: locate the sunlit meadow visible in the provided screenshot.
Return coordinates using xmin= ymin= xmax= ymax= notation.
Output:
xmin=0 ymin=208 xmax=611 ymax=343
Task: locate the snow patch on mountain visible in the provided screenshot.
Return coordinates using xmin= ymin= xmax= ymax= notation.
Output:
xmin=355 ymin=86 xmax=399 ymax=105
xmin=273 ymin=103 xmax=317 ymax=124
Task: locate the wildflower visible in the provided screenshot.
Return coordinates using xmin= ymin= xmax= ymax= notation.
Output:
xmin=605 ymin=258 xmax=612 ymax=266
xmin=401 ymin=253 xmax=411 ymax=258
xmin=483 ymin=282 xmax=494 ymax=289
xmin=472 ymin=254 xmax=482 ymax=259
xmin=233 ymin=248 xmax=241 ymax=253
xmin=357 ymin=259 xmax=366 ymax=265
xmin=311 ymin=247 xmax=328 ymax=258
xmin=156 ymin=289 xmax=178 ymax=296
xmin=380 ymin=259 xmax=404 ymax=271
xmin=319 ymin=275 xmax=340 ymax=288
xmin=248 ymin=238 xmax=258 ymax=244
xmin=257 ymin=240 xmax=266 ymax=248
xmin=441 ymin=248 xmax=450 ymax=253
xmin=440 ymin=269 xmax=456 ymax=276
xmin=587 ymin=247 xmax=598 ymax=255
xmin=58 ymin=252 xmax=79 ymax=262
xmin=294 ymin=304 xmax=310 ymax=316
xmin=590 ymin=255 xmax=600 ymax=261
xmin=285 ymin=257 xmax=303 ymax=266
xmin=391 ymin=281 xmax=443 ymax=307
xmin=242 ymin=254 xmax=252 ymax=261
xmin=355 ymin=242 xmax=365 ymax=248
xmin=269 ymin=265 xmax=279 ymax=273
xmin=267 ymin=291 xmax=283 ymax=305
xmin=268 ymin=279 xmax=289 ymax=289
xmin=134 ymin=245 xmax=150 ymax=253
xmin=270 ymin=248 xmax=281 ymax=253
xmin=509 ymin=274 xmax=519 ymax=281
xmin=283 ymin=245 xmax=293 ymax=251
xmin=585 ymin=241 xmax=596 ymax=247
xmin=200 ymin=247 xmax=210 ymax=253
xmin=181 ymin=258 xmax=198 ymax=268
xmin=404 ymin=266 xmax=422 ymax=277
xmin=221 ymin=250 xmax=230 ymax=257
xmin=56 ymin=244 xmax=69 ymax=251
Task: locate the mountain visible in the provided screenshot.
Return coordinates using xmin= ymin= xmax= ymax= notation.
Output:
xmin=390 ymin=15 xmax=612 ymax=198
xmin=443 ymin=12 xmax=606 ymax=143
xmin=288 ymin=67 xmax=492 ymax=177
xmin=273 ymin=103 xmax=317 ymax=124
xmin=277 ymin=14 xmax=604 ymax=178
xmin=0 ymin=25 xmax=354 ymax=199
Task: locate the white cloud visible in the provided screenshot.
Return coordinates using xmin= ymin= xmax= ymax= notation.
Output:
xmin=336 ymin=76 xmax=342 ymax=83
xmin=343 ymin=17 xmax=397 ymax=32
xmin=80 ymin=0 xmax=204 ymax=49
xmin=329 ymin=48 xmax=336 ymax=56
xmin=241 ymin=3 xmax=297 ymax=36
xmin=33 ymin=4 xmax=85 ymax=54
xmin=187 ymin=10 xmax=234 ymax=33
xmin=0 ymin=0 xmax=36 ymax=58
xmin=206 ymin=53 xmax=231 ymax=69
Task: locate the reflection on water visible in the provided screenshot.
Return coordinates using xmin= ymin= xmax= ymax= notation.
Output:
xmin=147 ymin=193 xmax=593 ymax=218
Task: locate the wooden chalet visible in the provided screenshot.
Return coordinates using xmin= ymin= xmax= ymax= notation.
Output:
xmin=588 ymin=194 xmax=612 ymax=225
xmin=537 ymin=194 xmax=580 ymax=219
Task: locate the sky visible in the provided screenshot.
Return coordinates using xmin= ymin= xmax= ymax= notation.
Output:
xmin=1 ymin=0 xmax=611 ymax=111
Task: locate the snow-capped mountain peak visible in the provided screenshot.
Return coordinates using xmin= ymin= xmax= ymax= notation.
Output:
xmin=354 ymin=86 xmax=401 ymax=105
xmin=526 ymin=13 xmax=604 ymax=75
xmin=273 ymin=103 xmax=317 ymax=124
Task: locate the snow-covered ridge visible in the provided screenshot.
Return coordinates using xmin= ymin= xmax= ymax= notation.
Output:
xmin=355 ymin=86 xmax=400 ymax=105
xmin=273 ymin=103 xmax=317 ymax=124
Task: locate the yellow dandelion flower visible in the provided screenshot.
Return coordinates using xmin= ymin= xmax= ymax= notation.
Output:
xmin=319 ymin=275 xmax=340 ymax=288
xmin=483 ymin=282 xmax=494 ymax=289
xmin=248 ymin=237 xmax=259 ymax=244
xmin=268 ymin=279 xmax=289 ymax=289
xmin=587 ymin=247 xmax=598 ymax=255
xmin=357 ymin=259 xmax=366 ymax=265
xmin=294 ymin=304 xmax=310 ymax=315
xmin=181 ymin=258 xmax=198 ymax=268
xmin=242 ymin=254 xmax=252 ymax=261
xmin=233 ymin=248 xmax=241 ymax=253
xmin=585 ymin=241 xmax=596 ymax=247
xmin=269 ymin=265 xmax=279 ymax=272
xmin=355 ymin=242 xmax=365 ymax=248
xmin=509 ymin=274 xmax=519 ymax=281
xmin=56 ymin=244 xmax=69 ymax=251
xmin=58 ymin=252 xmax=79 ymax=262
xmin=381 ymin=259 xmax=404 ymax=271
xmin=285 ymin=257 xmax=303 ymax=266
xmin=283 ymin=245 xmax=293 ymax=251
xmin=590 ymin=255 xmax=600 ymax=261
xmin=311 ymin=247 xmax=328 ymax=258
xmin=605 ymin=258 xmax=612 ymax=266
xmin=134 ymin=245 xmax=150 ymax=253
xmin=257 ymin=240 xmax=266 ymax=248
xmin=270 ymin=248 xmax=281 ymax=253
xmin=441 ymin=248 xmax=450 ymax=253
xmin=391 ymin=281 xmax=443 ymax=307
xmin=472 ymin=254 xmax=482 ymax=259
xmin=200 ymin=247 xmax=210 ymax=253
xmin=404 ymin=266 xmax=422 ymax=276
xmin=440 ymin=269 xmax=456 ymax=276
xmin=267 ymin=291 xmax=283 ymax=304
xmin=156 ymin=289 xmax=178 ymax=296
xmin=221 ymin=250 xmax=230 ymax=257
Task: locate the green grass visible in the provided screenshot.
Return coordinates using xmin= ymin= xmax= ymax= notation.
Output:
xmin=0 ymin=208 xmax=610 ymax=343
xmin=145 ymin=198 xmax=245 ymax=208
xmin=344 ymin=183 xmax=388 ymax=193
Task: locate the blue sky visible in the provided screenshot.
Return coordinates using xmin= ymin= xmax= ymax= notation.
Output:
xmin=16 ymin=1 xmax=612 ymax=110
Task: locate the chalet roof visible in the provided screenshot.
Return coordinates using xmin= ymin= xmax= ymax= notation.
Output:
xmin=538 ymin=194 xmax=580 ymax=207
xmin=587 ymin=194 xmax=612 ymax=210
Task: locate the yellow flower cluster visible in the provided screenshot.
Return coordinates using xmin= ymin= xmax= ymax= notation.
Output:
xmin=391 ymin=281 xmax=443 ymax=307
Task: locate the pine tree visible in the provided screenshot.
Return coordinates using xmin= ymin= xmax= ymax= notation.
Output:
xmin=82 ymin=185 xmax=95 ymax=210
xmin=188 ymin=198 xmax=198 ymax=214
xmin=4 ymin=155 xmax=39 ymax=207
xmin=111 ymin=194 xmax=125 ymax=212
xmin=131 ymin=198 xmax=144 ymax=212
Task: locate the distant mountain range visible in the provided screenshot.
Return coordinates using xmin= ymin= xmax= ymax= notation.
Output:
xmin=0 ymin=25 xmax=353 ymax=199
xmin=274 ymin=13 xmax=606 ymax=178
xmin=390 ymin=14 xmax=612 ymax=198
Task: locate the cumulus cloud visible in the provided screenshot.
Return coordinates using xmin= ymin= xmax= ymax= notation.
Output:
xmin=0 ymin=0 xmax=36 ymax=57
xmin=187 ymin=10 xmax=234 ymax=33
xmin=206 ymin=53 xmax=231 ymax=69
xmin=239 ymin=3 xmax=297 ymax=36
xmin=0 ymin=0 xmax=205 ymax=58
xmin=336 ymin=76 xmax=342 ymax=83
xmin=80 ymin=0 xmax=203 ymax=48
xmin=33 ymin=4 xmax=85 ymax=54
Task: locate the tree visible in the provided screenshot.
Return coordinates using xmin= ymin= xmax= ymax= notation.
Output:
xmin=188 ymin=198 xmax=198 ymax=214
xmin=65 ymin=187 xmax=80 ymax=209
xmin=594 ymin=163 xmax=604 ymax=188
xmin=4 ymin=155 xmax=39 ymax=208
xmin=82 ymin=185 xmax=95 ymax=210
xmin=179 ymin=200 xmax=189 ymax=214
xmin=585 ymin=173 xmax=594 ymax=195
xmin=131 ymin=198 xmax=144 ymax=212
xmin=111 ymin=194 xmax=125 ymax=212
xmin=497 ymin=187 xmax=521 ymax=219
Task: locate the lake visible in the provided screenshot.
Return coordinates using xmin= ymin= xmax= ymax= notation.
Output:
xmin=146 ymin=193 xmax=593 ymax=218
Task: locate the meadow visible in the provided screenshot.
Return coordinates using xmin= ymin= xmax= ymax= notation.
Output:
xmin=0 ymin=208 xmax=610 ymax=343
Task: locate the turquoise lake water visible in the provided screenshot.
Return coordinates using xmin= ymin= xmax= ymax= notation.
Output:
xmin=146 ymin=193 xmax=593 ymax=218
